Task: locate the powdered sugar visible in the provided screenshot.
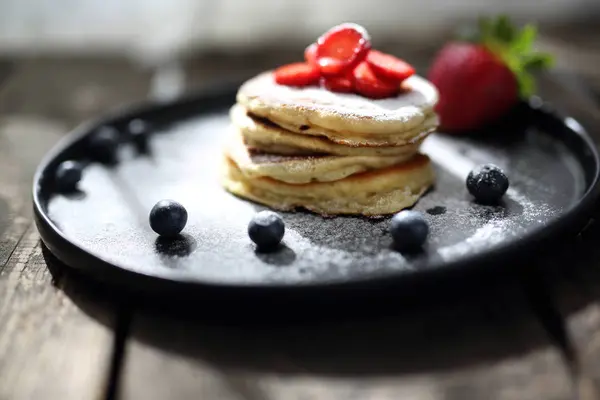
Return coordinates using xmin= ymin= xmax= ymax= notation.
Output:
xmin=240 ymin=72 xmax=438 ymax=125
xmin=46 ymin=113 xmax=584 ymax=286
xmin=422 ymin=131 xmax=576 ymax=261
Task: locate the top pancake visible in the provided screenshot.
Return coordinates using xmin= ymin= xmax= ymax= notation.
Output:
xmin=237 ymin=72 xmax=439 ymax=138
xmin=230 ymin=104 xmax=429 ymax=156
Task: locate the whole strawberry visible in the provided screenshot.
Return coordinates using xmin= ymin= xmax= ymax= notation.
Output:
xmin=428 ymin=16 xmax=553 ymax=132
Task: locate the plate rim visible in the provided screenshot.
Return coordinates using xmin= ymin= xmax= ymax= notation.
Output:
xmin=32 ymin=80 xmax=600 ymax=293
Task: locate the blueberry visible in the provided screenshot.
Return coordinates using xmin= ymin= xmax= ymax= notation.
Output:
xmin=149 ymin=200 xmax=188 ymax=237
xmin=55 ymin=160 xmax=83 ymax=192
xmin=89 ymin=126 xmax=119 ymax=163
xmin=128 ymin=119 xmax=151 ymax=152
xmin=390 ymin=210 xmax=428 ymax=251
xmin=466 ymin=164 xmax=509 ymax=204
xmin=128 ymin=119 xmax=150 ymax=136
xmin=248 ymin=211 xmax=285 ymax=250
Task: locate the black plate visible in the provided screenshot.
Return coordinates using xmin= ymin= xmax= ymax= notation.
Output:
xmin=33 ymin=81 xmax=600 ymax=297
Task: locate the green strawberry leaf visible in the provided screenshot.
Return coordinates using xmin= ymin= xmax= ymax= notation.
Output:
xmin=511 ymin=24 xmax=536 ymax=53
xmin=471 ymin=15 xmax=554 ymax=97
xmin=493 ymin=15 xmax=516 ymax=43
xmin=522 ymin=53 xmax=554 ymax=71
xmin=517 ymin=71 xmax=536 ymax=97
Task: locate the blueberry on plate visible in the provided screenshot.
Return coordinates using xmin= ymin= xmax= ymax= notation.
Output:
xmin=248 ymin=211 xmax=285 ymax=250
xmin=466 ymin=164 xmax=509 ymax=204
xmin=128 ymin=119 xmax=151 ymax=152
xmin=55 ymin=160 xmax=83 ymax=192
xmin=149 ymin=200 xmax=188 ymax=237
xmin=390 ymin=210 xmax=429 ymax=251
xmin=89 ymin=126 xmax=119 ymax=163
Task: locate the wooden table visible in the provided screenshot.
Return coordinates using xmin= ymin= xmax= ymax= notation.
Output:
xmin=1 ymin=28 xmax=600 ymax=400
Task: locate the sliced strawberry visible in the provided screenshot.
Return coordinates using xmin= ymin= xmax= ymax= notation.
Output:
xmin=316 ymin=58 xmax=351 ymax=78
xmin=304 ymin=43 xmax=318 ymax=66
xmin=316 ymin=23 xmax=371 ymax=76
xmin=367 ymin=50 xmax=415 ymax=82
xmin=274 ymin=62 xmax=320 ymax=87
xmin=321 ymin=73 xmax=354 ymax=93
xmin=353 ymin=61 xmax=399 ymax=99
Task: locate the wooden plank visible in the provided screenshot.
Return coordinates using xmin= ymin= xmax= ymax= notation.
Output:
xmin=567 ymin=302 xmax=600 ymax=399
xmin=0 ymin=114 xmax=36 ymax=267
xmin=552 ymin=217 xmax=600 ymax=399
xmin=0 ymin=58 xmax=151 ymax=127
xmin=0 ymin=226 xmax=117 ymax=400
xmin=0 ymin=82 xmax=119 ymax=400
xmin=0 ymin=60 xmax=14 ymax=90
xmin=0 ymin=114 xmax=72 ymax=267
xmin=120 ymin=283 xmax=572 ymax=400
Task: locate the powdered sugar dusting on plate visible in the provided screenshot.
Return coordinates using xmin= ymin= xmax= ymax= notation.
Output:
xmin=46 ymin=113 xmax=586 ymax=286
xmin=422 ymin=132 xmax=573 ymax=261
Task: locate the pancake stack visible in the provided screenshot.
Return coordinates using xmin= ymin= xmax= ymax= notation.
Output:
xmin=222 ymin=72 xmax=439 ymax=216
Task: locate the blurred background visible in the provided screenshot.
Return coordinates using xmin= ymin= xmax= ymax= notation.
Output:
xmin=1 ymin=0 xmax=599 ymax=57
xmin=0 ymin=0 xmax=599 ymax=131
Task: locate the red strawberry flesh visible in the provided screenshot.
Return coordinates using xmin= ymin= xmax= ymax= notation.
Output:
xmin=304 ymin=43 xmax=318 ymax=66
xmin=316 ymin=23 xmax=371 ymax=76
xmin=367 ymin=50 xmax=415 ymax=82
xmin=321 ymin=73 xmax=354 ymax=93
xmin=428 ymin=43 xmax=518 ymax=132
xmin=274 ymin=62 xmax=320 ymax=87
xmin=353 ymin=61 xmax=400 ymax=99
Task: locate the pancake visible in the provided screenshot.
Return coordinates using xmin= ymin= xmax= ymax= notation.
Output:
xmin=222 ymin=154 xmax=434 ymax=216
xmin=225 ymin=129 xmax=417 ymax=184
xmin=237 ymin=72 xmax=439 ymax=145
xmin=262 ymin=111 xmax=438 ymax=147
xmin=230 ymin=104 xmax=430 ymax=156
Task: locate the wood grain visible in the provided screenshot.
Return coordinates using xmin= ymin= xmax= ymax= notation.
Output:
xmin=0 ymin=79 xmax=119 ymax=400
xmin=0 ymin=226 xmax=116 ymax=400
xmin=120 ymin=282 xmax=572 ymax=400
xmin=0 ymin=58 xmax=151 ymax=127
xmin=550 ymin=217 xmax=600 ymax=399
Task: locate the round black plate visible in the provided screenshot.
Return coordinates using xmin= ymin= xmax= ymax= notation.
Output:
xmin=33 ymin=82 xmax=600 ymax=296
